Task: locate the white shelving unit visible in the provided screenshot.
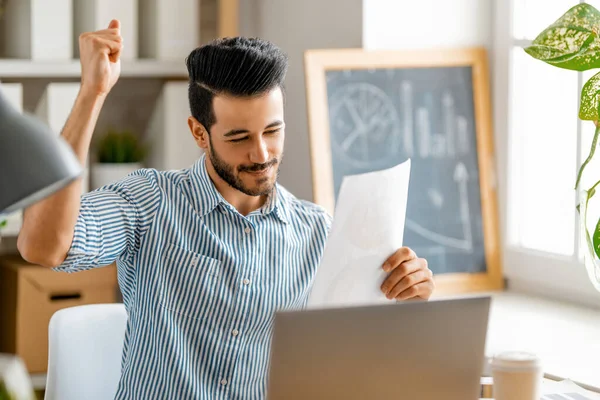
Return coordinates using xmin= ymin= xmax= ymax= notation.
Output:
xmin=0 ymin=0 xmax=240 ymax=392
xmin=0 ymin=59 xmax=188 ymax=78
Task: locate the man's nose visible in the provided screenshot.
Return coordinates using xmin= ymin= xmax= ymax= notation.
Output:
xmin=250 ymin=138 xmax=269 ymax=164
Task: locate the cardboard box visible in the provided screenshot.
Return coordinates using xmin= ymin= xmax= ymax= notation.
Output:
xmin=0 ymin=256 xmax=118 ymax=373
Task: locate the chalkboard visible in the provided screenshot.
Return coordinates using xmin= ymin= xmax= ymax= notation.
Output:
xmin=304 ymin=48 xmax=502 ymax=295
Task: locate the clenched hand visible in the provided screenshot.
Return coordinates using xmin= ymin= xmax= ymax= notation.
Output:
xmin=79 ymin=19 xmax=123 ymax=97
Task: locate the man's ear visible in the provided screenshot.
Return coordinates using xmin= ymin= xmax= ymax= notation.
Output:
xmin=188 ymin=116 xmax=209 ymax=150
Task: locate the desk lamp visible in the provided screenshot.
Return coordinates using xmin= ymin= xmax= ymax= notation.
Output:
xmin=0 ymin=90 xmax=81 ymax=214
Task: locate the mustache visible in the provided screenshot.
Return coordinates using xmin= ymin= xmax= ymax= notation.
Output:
xmin=238 ymin=158 xmax=278 ymax=172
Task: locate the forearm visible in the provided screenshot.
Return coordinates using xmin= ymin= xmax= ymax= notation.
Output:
xmin=18 ymin=91 xmax=106 ymax=267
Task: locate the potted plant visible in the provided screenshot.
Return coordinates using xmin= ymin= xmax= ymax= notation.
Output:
xmin=525 ymin=3 xmax=600 ymax=289
xmin=91 ymin=128 xmax=146 ymax=190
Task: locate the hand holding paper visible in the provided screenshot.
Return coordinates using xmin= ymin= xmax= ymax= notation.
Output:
xmin=307 ymin=159 xmax=434 ymax=309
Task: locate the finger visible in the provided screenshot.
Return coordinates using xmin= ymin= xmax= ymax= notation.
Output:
xmin=382 ymin=247 xmax=416 ymax=272
xmin=397 ymin=280 xmax=435 ymax=301
xmin=109 ymin=46 xmax=122 ymax=63
xmin=92 ymin=38 xmax=123 ymax=63
xmin=89 ymin=28 xmax=121 ymax=36
xmin=108 ymin=42 xmax=123 ymax=63
xmin=95 ymin=34 xmax=122 ymax=44
xmin=108 ymin=19 xmax=121 ymax=31
xmin=89 ymin=35 xmax=122 ymax=53
xmin=380 ymin=258 xmax=425 ymax=295
xmin=387 ymin=268 xmax=433 ymax=299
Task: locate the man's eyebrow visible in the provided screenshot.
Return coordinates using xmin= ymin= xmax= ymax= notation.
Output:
xmin=223 ymin=120 xmax=284 ymax=137
xmin=224 ymin=129 xmax=249 ymax=137
xmin=264 ymin=120 xmax=284 ymax=129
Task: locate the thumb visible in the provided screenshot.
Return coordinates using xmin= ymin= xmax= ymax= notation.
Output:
xmin=108 ymin=19 xmax=120 ymax=31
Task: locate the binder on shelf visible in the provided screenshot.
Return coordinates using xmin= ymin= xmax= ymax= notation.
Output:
xmin=35 ymin=83 xmax=89 ymax=194
xmin=0 ymin=83 xmax=24 ymax=237
xmin=145 ymin=82 xmax=203 ymax=171
xmin=73 ymin=0 xmax=138 ymax=61
xmin=139 ymin=0 xmax=199 ymax=60
xmin=3 ymin=0 xmax=73 ymax=60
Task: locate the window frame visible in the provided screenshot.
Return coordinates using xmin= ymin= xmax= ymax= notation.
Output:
xmin=492 ymin=0 xmax=600 ymax=308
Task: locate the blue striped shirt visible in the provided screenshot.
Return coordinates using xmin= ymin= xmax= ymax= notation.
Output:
xmin=55 ymin=154 xmax=332 ymax=399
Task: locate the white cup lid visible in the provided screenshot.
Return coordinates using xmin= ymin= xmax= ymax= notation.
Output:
xmin=491 ymin=351 xmax=542 ymax=371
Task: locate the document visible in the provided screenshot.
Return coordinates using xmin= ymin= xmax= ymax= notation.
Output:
xmin=307 ymin=159 xmax=411 ymax=309
xmin=541 ymin=379 xmax=600 ymax=400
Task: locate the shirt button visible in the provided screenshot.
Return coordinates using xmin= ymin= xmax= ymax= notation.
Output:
xmin=244 ymin=227 xmax=251 ymax=234
xmin=220 ymin=379 xmax=228 ymax=386
xmin=243 ymin=279 xmax=250 ymax=285
xmin=191 ymin=258 xmax=198 ymax=266
xmin=220 ymin=208 xmax=227 ymax=215
xmin=231 ymin=329 xmax=239 ymax=337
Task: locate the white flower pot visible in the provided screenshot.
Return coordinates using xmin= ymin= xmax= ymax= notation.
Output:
xmin=91 ymin=163 xmax=142 ymax=190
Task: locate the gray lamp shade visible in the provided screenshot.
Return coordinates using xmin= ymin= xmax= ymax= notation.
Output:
xmin=0 ymin=90 xmax=82 ymax=214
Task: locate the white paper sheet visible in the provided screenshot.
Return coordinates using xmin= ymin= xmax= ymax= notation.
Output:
xmin=541 ymin=379 xmax=600 ymax=400
xmin=307 ymin=159 xmax=411 ymax=309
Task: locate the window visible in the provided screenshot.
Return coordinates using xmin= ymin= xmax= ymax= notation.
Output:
xmin=498 ymin=0 xmax=600 ymax=306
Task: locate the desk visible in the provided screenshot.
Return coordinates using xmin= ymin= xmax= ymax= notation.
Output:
xmin=480 ymin=291 xmax=600 ymax=392
xmin=27 ymin=291 xmax=600 ymax=393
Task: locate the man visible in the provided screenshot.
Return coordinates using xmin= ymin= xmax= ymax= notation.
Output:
xmin=18 ymin=20 xmax=435 ymax=399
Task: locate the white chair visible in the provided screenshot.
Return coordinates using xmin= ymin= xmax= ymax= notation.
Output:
xmin=44 ymin=303 xmax=127 ymax=400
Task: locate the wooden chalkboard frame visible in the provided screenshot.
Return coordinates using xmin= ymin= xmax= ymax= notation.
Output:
xmin=304 ymin=47 xmax=503 ymax=295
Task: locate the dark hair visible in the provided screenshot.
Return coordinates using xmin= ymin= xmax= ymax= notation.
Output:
xmin=185 ymin=37 xmax=288 ymax=133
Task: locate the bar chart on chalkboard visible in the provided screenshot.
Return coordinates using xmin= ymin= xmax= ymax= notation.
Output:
xmin=305 ymin=47 xmax=502 ymax=294
xmin=325 ymin=66 xmax=485 ymax=276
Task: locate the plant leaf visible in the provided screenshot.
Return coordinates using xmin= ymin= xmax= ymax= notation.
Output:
xmin=579 ymin=192 xmax=600 ymax=291
xmin=594 ymin=217 xmax=600 ymax=260
xmin=579 ymin=72 xmax=600 ymax=120
xmin=524 ymin=3 xmax=600 ymax=71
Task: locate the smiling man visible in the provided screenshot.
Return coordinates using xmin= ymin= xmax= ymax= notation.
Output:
xmin=17 ymin=20 xmax=435 ymax=400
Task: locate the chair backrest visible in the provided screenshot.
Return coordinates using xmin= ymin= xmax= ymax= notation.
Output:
xmin=44 ymin=303 xmax=127 ymax=400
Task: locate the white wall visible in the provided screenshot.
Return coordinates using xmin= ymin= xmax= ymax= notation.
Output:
xmin=363 ymin=0 xmax=493 ymax=50
xmin=243 ymin=0 xmax=363 ymax=201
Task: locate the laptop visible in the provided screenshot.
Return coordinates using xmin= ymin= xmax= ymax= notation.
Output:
xmin=267 ymin=295 xmax=491 ymax=400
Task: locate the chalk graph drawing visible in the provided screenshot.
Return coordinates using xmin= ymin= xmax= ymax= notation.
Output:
xmin=328 ymin=76 xmax=474 ymax=255
xmin=405 ymin=162 xmax=473 ymax=253
xmin=328 ymin=82 xmax=401 ymax=168
xmin=305 ymin=47 xmax=501 ymax=292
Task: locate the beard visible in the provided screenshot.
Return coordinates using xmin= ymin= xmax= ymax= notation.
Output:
xmin=207 ymin=137 xmax=281 ymax=197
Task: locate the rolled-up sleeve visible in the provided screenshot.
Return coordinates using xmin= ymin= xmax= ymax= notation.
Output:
xmin=53 ymin=169 xmax=162 ymax=273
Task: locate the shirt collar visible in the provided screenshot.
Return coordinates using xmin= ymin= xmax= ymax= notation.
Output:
xmin=189 ymin=154 xmax=289 ymax=224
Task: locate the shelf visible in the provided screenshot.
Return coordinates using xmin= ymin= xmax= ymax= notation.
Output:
xmin=0 ymin=59 xmax=189 ymax=79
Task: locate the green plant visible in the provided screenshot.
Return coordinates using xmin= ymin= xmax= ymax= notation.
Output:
xmin=0 ymin=379 xmax=14 ymax=400
xmin=96 ymin=128 xmax=146 ymax=164
xmin=525 ymin=3 xmax=600 ymax=267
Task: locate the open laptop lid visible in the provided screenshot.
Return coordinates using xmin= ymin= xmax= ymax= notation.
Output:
xmin=267 ymin=295 xmax=491 ymax=400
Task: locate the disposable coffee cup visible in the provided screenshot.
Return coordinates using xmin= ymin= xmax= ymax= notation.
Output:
xmin=491 ymin=351 xmax=543 ymax=400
